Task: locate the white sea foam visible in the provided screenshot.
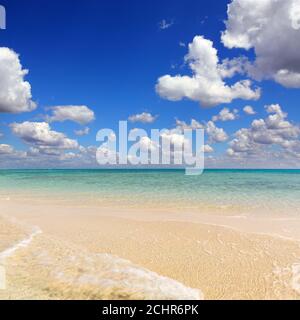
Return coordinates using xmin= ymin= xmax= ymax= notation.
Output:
xmin=0 ymin=214 xmax=202 ymax=299
xmin=49 ymin=252 xmax=204 ymax=300
xmin=0 ymin=227 xmax=42 ymax=263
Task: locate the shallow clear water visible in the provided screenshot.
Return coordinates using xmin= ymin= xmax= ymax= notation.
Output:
xmin=0 ymin=169 xmax=299 ymax=215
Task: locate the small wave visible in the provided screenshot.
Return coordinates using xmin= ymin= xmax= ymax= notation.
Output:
xmin=0 ymin=215 xmax=202 ymax=300
xmin=48 ymin=252 xmax=203 ymax=300
xmin=0 ymin=227 xmax=42 ymax=263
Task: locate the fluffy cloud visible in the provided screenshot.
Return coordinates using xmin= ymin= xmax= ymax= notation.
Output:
xmin=201 ymin=144 xmax=214 ymax=153
xmin=0 ymin=137 xmax=98 ymax=168
xmin=47 ymin=105 xmax=95 ymax=125
xmin=74 ymin=127 xmax=90 ymax=136
xmin=0 ymin=144 xmax=14 ymax=155
xmin=243 ymin=105 xmax=256 ymax=115
xmin=0 ymin=47 xmax=36 ymax=113
xmin=0 ymin=144 xmax=26 ymax=161
xmin=206 ymin=121 xmax=228 ymax=143
xmin=212 ymin=107 xmax=238 ymax=122
xmin=156 ymin=36 xmax=260 ymax=107
xmin=175 ymin=118 xmax=227 ymax=144
xmin=222 ymin=0 xmax=300 ymax=88
xmin=128 ymin=112 xmax=157 ymax=123
xmin=175 ymin=118 xmax=204 ymax=130
xmin=10 ymin=121 xmax=79 ymax=150
xmin=218 ymin=57 xmax=249 ymax=78
xmin=14 ymin=144 xmax=98 ymax=168
xmin=227 ymin=104 xmax=300 ymax=158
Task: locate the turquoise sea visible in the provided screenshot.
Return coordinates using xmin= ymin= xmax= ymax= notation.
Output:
xmin=0 ymin=169 xmax=299 ymax=216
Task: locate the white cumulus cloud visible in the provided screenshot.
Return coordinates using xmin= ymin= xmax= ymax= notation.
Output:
xmin=175 ymin=118 xmax=204 ymax=130
xmin=74 ymin=127 xmax=90 ymax=136
xmin=0 ymin=144 xmax=14 ymax=155
xmin=175 ymin=118 xmax=227 ymax=144
xmin=128 ymin=112 xmax=157 ymax=123
xmin=10 ymin=121 xmax=79 ymax=150
xmin=47 ymin=105 xmax=95 ymax=125
xmin=222 ymin=0 xmax=300 ymax=88
xmin=156 ymin=36 xmax=260 ymax=107
xmin=206 ymin=121 xmax=229 ymax=143
xmin=227 ymin=104 xmax=300 ymax=158
xmin=243 ymin=105 xmax=256 ymax=115
xmin=0 ymin=144 xmax=26 ymax=160
xmin=201 ymin=144 xmax=214 ymax=153
xmin=0 ymin=47 xmax=36 ymax=113
xmin=212 ymin=107 xmax=238 ymax=122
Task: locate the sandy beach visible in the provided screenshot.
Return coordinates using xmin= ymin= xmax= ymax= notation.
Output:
xmin=1 ymin=196 xmax=300 ymax=300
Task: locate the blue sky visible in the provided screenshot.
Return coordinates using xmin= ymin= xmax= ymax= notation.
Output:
xmin=0 ymin=0 xmax=300 ymax=168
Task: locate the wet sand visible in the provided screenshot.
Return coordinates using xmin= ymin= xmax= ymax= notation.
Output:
xmin=1 ymin=198 xmax=300 ymax=300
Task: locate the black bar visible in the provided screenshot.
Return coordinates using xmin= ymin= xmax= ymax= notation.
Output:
xmin=0 ymin=300 xmax=299 ymax=319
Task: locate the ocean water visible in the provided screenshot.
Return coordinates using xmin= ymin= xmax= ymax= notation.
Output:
xmin=0 ymin=169 xmax=299 ymax=216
